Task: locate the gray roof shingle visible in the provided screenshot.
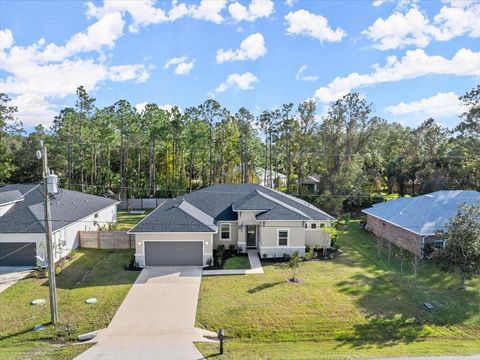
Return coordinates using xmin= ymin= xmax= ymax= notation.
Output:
xmin=0 ymin=184 xmax=119 ymax=233
xmin=130 ymin=184 xmax=334 ymax=233
xmin=0 ymin=190 xmax=24 ymax=206
xmin=362 ymin=190 xmax=480 ymax=236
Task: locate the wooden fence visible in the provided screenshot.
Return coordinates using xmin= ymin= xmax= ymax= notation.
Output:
xmin=79 ymin=231 xmax=135 ymax=249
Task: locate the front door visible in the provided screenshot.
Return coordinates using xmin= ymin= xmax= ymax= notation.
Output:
xmin=246 ymin=225 xmax=257 ymax=248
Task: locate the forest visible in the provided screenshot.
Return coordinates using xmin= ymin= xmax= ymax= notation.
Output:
xmin=0 ymin=85 xmax=478 ymax=216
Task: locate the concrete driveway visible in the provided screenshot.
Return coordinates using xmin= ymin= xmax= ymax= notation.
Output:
xmin=0 ymin=267 xmax=32 ymax=294
xmin=76 ymin=266 xmax=216 ymax=360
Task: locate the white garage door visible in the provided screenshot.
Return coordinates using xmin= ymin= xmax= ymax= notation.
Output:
xmin=144 ymin=241 xmax=203 ymax=266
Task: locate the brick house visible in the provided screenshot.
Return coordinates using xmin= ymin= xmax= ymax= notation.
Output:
xmin=362 ymin=190 xmax=480 ymax=258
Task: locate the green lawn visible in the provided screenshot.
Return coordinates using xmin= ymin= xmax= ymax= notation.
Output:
xmin=0 ymin=249 xmax=140 ymax=360
xmin=196 ymin=222 xmax=480 ymax=359
xmin=116 ymin=210 xmax=152 ymax=231
xmin=224 ymin=256 xmax=251 ymax=270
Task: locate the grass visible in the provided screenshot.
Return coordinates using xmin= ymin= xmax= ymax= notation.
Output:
xmin=0 ymin=249 xmax=140 ymax=360
xmin=224 ymin=256 xmax=251 ymax=270
xmin=195 ymin=221 xmax=480 ymax=359
xmin=116 ymin=210 xmax=152 ymax=231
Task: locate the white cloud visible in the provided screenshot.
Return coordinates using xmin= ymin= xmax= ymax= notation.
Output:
xmin=86 ymin=0 xmax=189 ymax=33
xmin=314 ymin=48 xmax=480 ymax=103
xmin=189 ymin=0 xmax=227 ymax=24
xmin=228 ymin=0 xmax=274 ymax=22
xmin=384 ymin=92 xmax=465 ymax=119
xmin=216 ymin=72 xmax=258 ymax=92
xmin=10 ymin=94 xmax=57 ymax=126
xmin=372 ymin=0 xmax=386 ymax=6
xmin=0 ymin=19 xmax=151 ymax=126
xmin=164 ymin=56 xmax=195 ymax=75
xmin=364 ymin=2 xmax=480 ymax=50
xmin=0 ymin=29 xmax=14 ymax=50
xmin=216 ymin=33 xmax=266 ymax=63
xmin=363 ymin=8 xmax=433 ymax=50
xmin=284 ymin=0 xmax=297 ymax=7
xmin=296 ymin=65 xmax=318 ymax=82
xmin=285 ymin=9 xmax=346 ymax=42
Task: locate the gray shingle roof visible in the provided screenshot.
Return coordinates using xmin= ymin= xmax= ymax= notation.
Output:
xmin=130 ymin=183 xmax=334 ymax=233
xmin=0 ymin=184 xmax=119 ymax=233
xmin=0 ymin=190 xmax=24 ymax=205
xmin=362 ymin=190 xmax=480 ymax=236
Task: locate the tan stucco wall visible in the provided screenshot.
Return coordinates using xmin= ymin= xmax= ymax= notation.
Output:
xmin=258 ymin=221 xmax=306 ymax=257
xmin=305 ymin=230 xmax=331 ymax=248
xmin=134 ymin=232 xmax=213 ymax=266
xmin=213 ymin=222 xmax=238 ymax=248
xmin=237 ymin=211 xmax=261 ymax=249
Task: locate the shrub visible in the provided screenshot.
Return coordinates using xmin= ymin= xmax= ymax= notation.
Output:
xmin=282 ymin=253 xmax=291 ymax=262
xmin=217 ymin=244 xmax=226 ymax=266
xmin=305 ymin=245 xmax=311 ymax=253
xmin=125 ymin=255 xmax=141 ymax=271
xmin=228 ymin=244 xmax=236 ymax=255
xmin=304 ymin=248 xmax=314 ymax=261
xmin=206 ymin=257 xmax=213 ymax=267
xmin=288 ymin=251 xmax=301 ymax=282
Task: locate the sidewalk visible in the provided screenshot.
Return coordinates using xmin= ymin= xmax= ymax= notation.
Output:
xmin=203 ymin=250 xmax=264 ymax=276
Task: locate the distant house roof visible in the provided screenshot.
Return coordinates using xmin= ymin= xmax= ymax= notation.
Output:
xmin=362 ymin=190 xmax=480 ymax=236
xmin=0 ymin=184 xmax=119 ymax=234
xmin=300 ymin=175 xmax=321 ymax=185
xmin=130 ymin=183 xmax=334 ymax=233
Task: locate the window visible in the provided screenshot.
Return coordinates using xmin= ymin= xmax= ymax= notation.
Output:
xmin=311 ymin=223 xmax=317 ymax=229
xmin=278 ymin=229 xmax=289 ymax=247
xmin=434 ymin=240 xmax=446 ymax=250
xmin=320 ymin=223 xmax=325 ymax=228
xmin=220 ymin=224 xmax=231 ymax=240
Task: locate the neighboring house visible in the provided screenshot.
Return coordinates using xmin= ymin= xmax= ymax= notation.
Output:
xmin=300 ymin=174 xmax=321 ymax=193
xmin=362 ymin=190 xmax=480 ymax=257
xmin=0 ymin=183 xmax=119 ymax=267
xmin=129 ymin=184 xmax=335 ymax=267
xmin=256 ymin=168 xmax=287 ymax=188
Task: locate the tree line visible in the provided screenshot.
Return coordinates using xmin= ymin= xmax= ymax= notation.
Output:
xmin=1 ymin=85 xmax=478 ymax=215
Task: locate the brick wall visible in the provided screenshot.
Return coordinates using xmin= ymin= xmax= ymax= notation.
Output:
xmin=365 ymin=215 xmax=424 ymax=256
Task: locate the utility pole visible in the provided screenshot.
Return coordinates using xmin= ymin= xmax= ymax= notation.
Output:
xmin=37 ymin=141 xmax=58 ymax=324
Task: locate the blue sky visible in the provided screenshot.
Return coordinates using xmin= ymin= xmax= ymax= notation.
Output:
xmin=1 ymin=0 xmax=479 ymax=130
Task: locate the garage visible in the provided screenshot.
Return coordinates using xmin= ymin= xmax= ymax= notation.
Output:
xmin=144 ymin=241 xmax=203 ymax=266
xmin=0 ymin=242 xmax=36 ymax=267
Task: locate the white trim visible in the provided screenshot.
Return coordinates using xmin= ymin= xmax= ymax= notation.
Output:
xmin=277 ymin=228 xmax=289 ymax=247
xmin=260 ymin=246 xmax=305 ymax=249
xmin=231 ymin=206 xmax=268 ymax=213
xmin=219 ymin=223 xmax=231 ymax=241
xmin=129 ymin=231 xmax=217 ymax=234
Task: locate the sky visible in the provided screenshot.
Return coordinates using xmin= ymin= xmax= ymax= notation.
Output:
xmin=0 ymin=0 xmax=479 ymax=131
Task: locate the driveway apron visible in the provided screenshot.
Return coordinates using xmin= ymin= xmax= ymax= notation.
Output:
xmin=76 ymin=266 xmax=213 ymax=360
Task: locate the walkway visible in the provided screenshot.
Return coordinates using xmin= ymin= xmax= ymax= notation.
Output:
xmin=0 ymin=267 xmax=32 ymax=294
xmin=203 ymin=250 xmax=264 ymax=276
xmin=75 ymin=266 xmax=216 ymax=360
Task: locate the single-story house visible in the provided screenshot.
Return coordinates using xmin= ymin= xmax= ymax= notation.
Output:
xmin=300 ymin=174 xmax=321 ymax=193
xmin=129 ymin=184 xmax=335 ymax=267
xmin=362 ymin=190 xmax=480 ymax=257
xmin=0 ymin=183 xmax=119 ymax=267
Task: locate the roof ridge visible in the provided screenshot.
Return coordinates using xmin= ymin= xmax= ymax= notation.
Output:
xmin=178 ymin=199 xmax=217 ymax=231
xmin=256 ymin=190 xmax=310 ymax=219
